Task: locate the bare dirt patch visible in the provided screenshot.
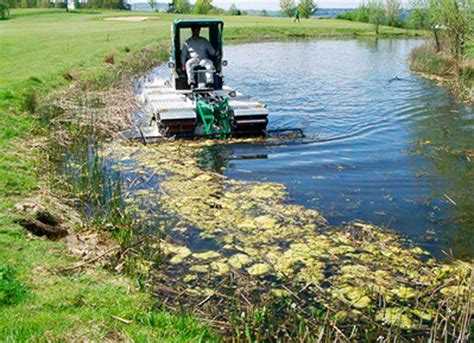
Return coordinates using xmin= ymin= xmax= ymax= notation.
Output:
xmin=104 ymin=16 xmax=151 ymax=22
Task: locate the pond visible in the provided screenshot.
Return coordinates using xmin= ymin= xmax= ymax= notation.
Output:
xmin=215 ymin=39 xmax=473 ymax=260
xmin=62 ymin=39 xmax=473 ymax=336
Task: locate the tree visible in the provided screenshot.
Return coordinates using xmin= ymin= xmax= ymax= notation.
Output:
xmin=260 ymin=9 xmax=268 ymax=16
xmin=434 ymin=0 xmax=472 ymax=58
xmin=297 ymin=0 xmax=317 ymax=18
xmin=228 ymin=3 xmax=241 ymax=15
xmin=355 ymin=3 xmax=371 ymax=22
xmin=209 ymin=6 xmax=225 ymax=14
xmin=280 ymin=0 xmax=296 ymax=17
xmin=419 ymin=0 xmax=443 ymax=52
xmin=407 ymin=0 xmax=430 ymax=29
xmin=385 ymin=0 xmax=401 ymax=27
xmin=194 ymin=0 xmax=213 ymax=14
xmin=173 ymin=0 xmax=191 ymax=13
xmin=414 ymin=0 xmax=472 ymax=57
xmin=148 ymin=0 xmax=156 ymax=11
xmin=367 ymin=0 xmax=385 ymax=34
xmin=0 ymin=2 xmax=9 ymax=19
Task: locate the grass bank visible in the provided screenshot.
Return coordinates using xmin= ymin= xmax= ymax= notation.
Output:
xmin=0 ymin=9 xmax=431 ymax=341
xmin=409 ymin=43 xmax=474 ymax=102
xmin=0 ymin=22 xmax=216 ymax=343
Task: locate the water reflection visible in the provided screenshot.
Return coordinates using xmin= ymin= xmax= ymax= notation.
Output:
xmin=407 ymin=92 xmax=474 ymax=259
xmin=197 ymin=144 xmax=268 ymax=173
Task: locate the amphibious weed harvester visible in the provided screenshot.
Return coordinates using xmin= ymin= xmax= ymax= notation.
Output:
xmin=134 ymin=19 xmax=302 ymax=141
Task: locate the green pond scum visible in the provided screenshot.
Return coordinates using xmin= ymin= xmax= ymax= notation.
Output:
xmin=71 ymin=138 xmax=473 ymax=340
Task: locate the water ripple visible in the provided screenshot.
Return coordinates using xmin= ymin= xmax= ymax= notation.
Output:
xmin=219 ymin=39 xmax=474 ymax=259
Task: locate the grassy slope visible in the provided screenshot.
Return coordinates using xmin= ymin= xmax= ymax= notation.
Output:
xmin=0 ymin=227 xmax=215 ymax=341
xmin=0 ymin=9 xmax=423 ymax=86
xmin=0 ymin=10 xmax=423 ymax=341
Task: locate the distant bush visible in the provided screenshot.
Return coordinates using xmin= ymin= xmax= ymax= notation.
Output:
xmin=4 ymin=0 xmax=45 ymax=8
xmin=337 ymin=1 xmax=406 ymax=29
xmin=193 ymin=0 xmax=213 ymax=14
xmin=83 ymin=0 xmax=130 ymax=10
xmin=0 ymin=266 xmax=29 ymax=306
xmin=4 ymin=0 xmax=129 ymax=9
xmin=337 ymin=4 xmax=370 ymax=23
xmin=280 ymin=0 xmax=296 ymax=17
xmin=297 ymin=0 xmax=317 ymax=18
xmin=406 ymin=4 xmax=430 ymax=29
xmin=54 ymin=0 xmax=65 ymax=8
xmin=228 ymin=3 xmax=241 ymax=15
xmin=0 ymin=2 xmax=9 ymax=19
xmin=169 ymin=0 xmax=191 ymax=14
xmin=208 ymin=6 xmax=225 ymax=15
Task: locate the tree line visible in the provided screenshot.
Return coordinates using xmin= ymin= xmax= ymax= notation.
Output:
xmin=337 ymin=0 xmax=472 ymax=59
xmin=280 ymin=0 xmax=318 ymax=18
xmin=166 ymin=0 xmax=244 ymax=15
xmin=337 ymin=0 xmax=403 ymax=33
xmin=0 ymin=0 xmax=129 ymax=10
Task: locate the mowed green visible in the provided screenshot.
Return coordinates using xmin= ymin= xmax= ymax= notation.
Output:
xmin=0 ymin=9 xmax=423 ymax=87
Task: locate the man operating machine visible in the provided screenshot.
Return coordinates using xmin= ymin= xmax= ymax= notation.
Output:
xmin=181 ymin=26 xmax=217 ymax=88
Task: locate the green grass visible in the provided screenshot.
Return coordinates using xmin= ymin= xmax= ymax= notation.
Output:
xmin=467 ymin=41 xmax=474 ymax=58
xmin=0 ymin=265 xmax=29 ymax=305
xmin=0 ymin=9 xmax=425 ymax=341
xmin=0 ymin=9 xmax=424 ymax=88
xmin=0 ymin=228 xmax=215 ymax=341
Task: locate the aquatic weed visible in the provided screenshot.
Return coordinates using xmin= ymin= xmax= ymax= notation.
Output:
xmin=102 ymin=139 xmax=472 ymax=341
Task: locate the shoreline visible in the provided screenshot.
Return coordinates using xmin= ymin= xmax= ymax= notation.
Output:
xmin=408 ymin=44 xmax=474 ymax=103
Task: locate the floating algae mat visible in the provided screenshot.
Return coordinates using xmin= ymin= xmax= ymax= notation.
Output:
xmin=98 ymin=139 xmax=472 ymax=334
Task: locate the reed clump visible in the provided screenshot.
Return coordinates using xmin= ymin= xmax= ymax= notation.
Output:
xmin=36 ymin=42 xmax=168 ymax=148
xmin=409 ymin=43 xmax=474 ymax=102
xmin=39 ymin=42 xmax=171 ymax=290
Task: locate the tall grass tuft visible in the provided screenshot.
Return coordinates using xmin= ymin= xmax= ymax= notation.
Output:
xmin=0 ymin=266 xmax=29 ymax=306
xmin=410 ymin=43 xmax=473 ymax=102
xmin=409 ymin=44 xmax=457 ymax=77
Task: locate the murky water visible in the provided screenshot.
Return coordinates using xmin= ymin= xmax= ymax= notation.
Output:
xmin=210 ymin=39 xmax=473 ymax=260
xmin=67 ymin=39 xmax=473 ymax=261
xmin=59 ymin=39 xmax=473 ymax=337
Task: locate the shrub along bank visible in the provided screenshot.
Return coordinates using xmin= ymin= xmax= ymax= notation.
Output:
xmin=409 ymin=44 xmax=473 ymax=101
